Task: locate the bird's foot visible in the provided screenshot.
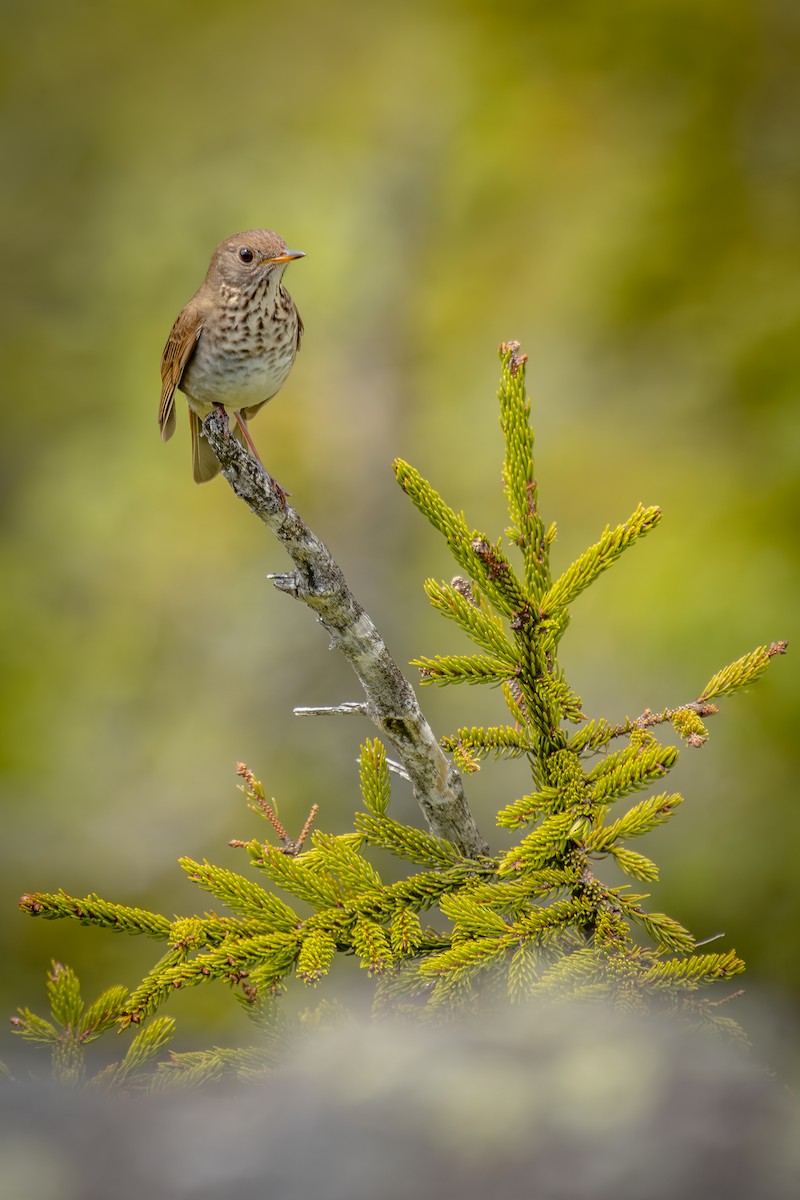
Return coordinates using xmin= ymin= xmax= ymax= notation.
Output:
xmin=269 ymin=475 xmax=291 ymax=511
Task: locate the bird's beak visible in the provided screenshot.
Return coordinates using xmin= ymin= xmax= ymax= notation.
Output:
xmin=260 ymin=249 xmax=306 ymax=265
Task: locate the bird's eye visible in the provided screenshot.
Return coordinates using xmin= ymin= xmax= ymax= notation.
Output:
xmin=238 ymin=247 xmax=254 ymax=263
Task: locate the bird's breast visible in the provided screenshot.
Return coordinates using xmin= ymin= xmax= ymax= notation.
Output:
xmin=180 ymin=296 xmax=299 ymax=414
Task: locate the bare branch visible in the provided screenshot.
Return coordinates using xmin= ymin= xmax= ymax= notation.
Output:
xmin=385 ymin=758 xmax=412 ymax=782
xmin=294 ymin=702 xmax=368 ymax=718
xmin=203 ymin=410 xmax=489 ymax=858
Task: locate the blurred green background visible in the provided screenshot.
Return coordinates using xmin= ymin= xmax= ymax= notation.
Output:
xmin=2 ymin=0 xmax=798 ymax=1047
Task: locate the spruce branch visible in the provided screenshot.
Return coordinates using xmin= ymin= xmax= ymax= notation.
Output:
xmin=179 ymin=859 xmax=300 ymax=928
xmin=498 ymin=341 xmax=550 ymax=600
xmin=12 ymin=963 xmax=172 ymax=1085
xmin=574 ymin=640 xmax=788 ymax=756
xmin=18 ymin=891 xmax=173 ymax=939
xmin=440 ymin=725 xmax=533 ymax=772
xmin=393 ymin=462 xmax=529 ymax=618
xmin=202 ymin=408 xmax=488 ymax=859
xmin=359 ymin=737 xmax=391 ymax=816
xmin=106 ymin=1017 xmax=176 ymax=1083
xmin=423 ymin=578 xmax=518 ymax=662
xmin=411 ymin=652 xmax=518 ymax=687
xmin=700 ymin=641 xmax=788 ymax=701
xmin=540 ymin=503 xmax=662 ymax=619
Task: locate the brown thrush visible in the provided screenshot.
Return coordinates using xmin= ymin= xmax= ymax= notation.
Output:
xmin=159 ymin=230 xmax=304 ymax=483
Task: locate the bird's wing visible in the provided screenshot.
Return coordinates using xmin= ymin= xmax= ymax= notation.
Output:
xmin=296 ymin=309 xmax=304 ymax=352
xmin=158 ymin=304 xmax=204 ymax=442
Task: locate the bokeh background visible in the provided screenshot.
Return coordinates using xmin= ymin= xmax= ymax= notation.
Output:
xmin=2 ymin=0 xmax=798 ymax=1049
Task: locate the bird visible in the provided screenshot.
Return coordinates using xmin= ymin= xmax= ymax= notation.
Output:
xmin=158 ymin=229 xmax=304 ymax=483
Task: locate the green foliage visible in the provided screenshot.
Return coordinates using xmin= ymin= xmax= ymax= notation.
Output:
xmin=13 ymin=343 xmax=786 ymax=1078
xmin=700 ymin=642 xmax=789 ymax=701
xmin=11 ymin=961 xmax=173 ymax=1087
xmin=540 ymin=504 xmax=662 ymax=619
